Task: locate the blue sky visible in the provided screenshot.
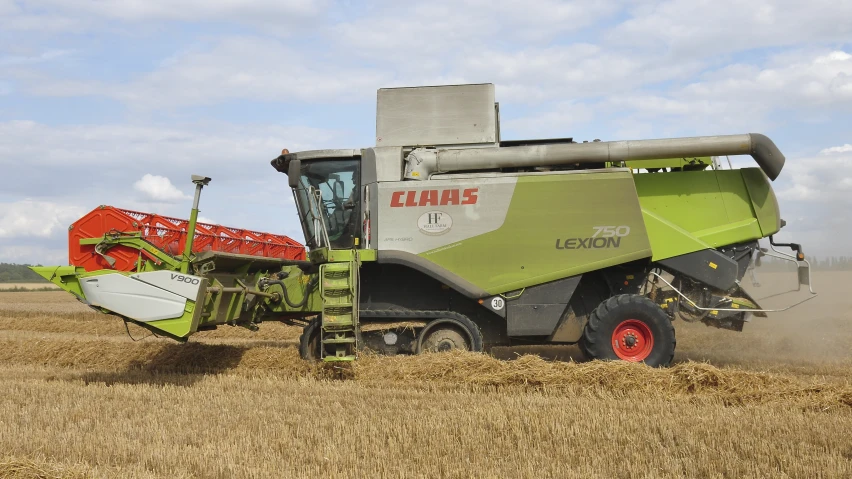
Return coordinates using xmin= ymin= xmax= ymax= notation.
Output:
xmin=1 ymin=0 xmax=851 ymax=264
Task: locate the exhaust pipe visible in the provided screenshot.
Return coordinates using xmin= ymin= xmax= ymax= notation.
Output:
xmin=404 ymin=133 xmax=785 ymax=181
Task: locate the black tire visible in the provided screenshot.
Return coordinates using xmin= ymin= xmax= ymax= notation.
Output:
xmin=299 ymin=317 xmax=322 ymax=361
xmin=416 ymin=316 xmax=484 ymax=354
xmin=579 ymin=294 xmax=676 ymax=367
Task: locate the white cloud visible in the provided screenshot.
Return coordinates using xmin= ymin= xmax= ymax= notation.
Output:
xmin=768 ymin=147 xmax=852 ymax=257
xmin=0 ymin=120 xmax=336 ymax=175
xmin=42 ymin=0 xmax=327 ymax=21
xmin=611 ymin=0 xmax=852 ymax=58
xmin=821 ymin=144 xmax=852 ymax=155
xmin=583 ymin=49 xmax=852 ymax=136
xmin=133 ymin=174 xmax=190 ymax=202
xmin=776 ymin=151 xmax=852 ymax=203
xmin=503 ymin=102 xmax=596 ymax=138
xmin=680 ymin=50 xmax=852 ymax=108
xmin=0 ymin=243 xmax=68 ymax=265
xmin=0 ymin=49 xmax=73 ymax=67
xmin=25 ymin=36 xmax=390 ymax=108
xmin=2 ymin=0 xmax=329 ymax=32
xmin=332 ymin=0 xmax=621 ymax=61
xmin=459 ymin=45 xmax=706 ymax=105
xmin=0 ymin=200 xmax=84 ymax=239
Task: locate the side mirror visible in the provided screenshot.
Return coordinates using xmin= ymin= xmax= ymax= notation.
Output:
xmin=333 ymin=180 xmax=345 ymax=199
xmin=288 ymin=159 xmax=301 ymax=188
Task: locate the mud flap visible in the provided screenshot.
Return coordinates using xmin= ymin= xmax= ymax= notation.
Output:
xmin=797 ymin=261 xmax=812 ymax=292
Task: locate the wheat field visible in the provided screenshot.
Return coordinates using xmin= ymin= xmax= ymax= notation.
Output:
xmin=0 ymin=272 xmax=850 ymax=478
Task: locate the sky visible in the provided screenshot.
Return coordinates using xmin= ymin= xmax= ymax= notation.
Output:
xmin=0 ymin=0 xmax=850 ymax=265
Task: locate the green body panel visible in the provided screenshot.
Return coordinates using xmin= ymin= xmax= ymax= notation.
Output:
xmin=634 ymin=168 xmax=773 ymax=261
xmin=741 ymin=168 xmax=781 ymax=237
xmin=31 ymin=266 xmax=88 ymax=298
xmin=420 ymin=171 xmax=653 ymax=294
xmin=310 ymin=248 xmax=376 ymax=264
xmin=625 ymin=156 xmax=713 ymax=171
xmin=414 ymin=167 xmax=780 ymax=293
xmin=146 ymin=307 xmax=198 ymax=338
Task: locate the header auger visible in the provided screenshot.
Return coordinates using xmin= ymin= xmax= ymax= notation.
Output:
xmin=35 ymin=83 xmax=814 ymax=366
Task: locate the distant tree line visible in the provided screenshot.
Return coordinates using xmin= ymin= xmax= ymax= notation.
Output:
xmin=756 ymin=256 xmax=852 ymax=272
xmin=0 ymin=263 xmax=48 ymax=283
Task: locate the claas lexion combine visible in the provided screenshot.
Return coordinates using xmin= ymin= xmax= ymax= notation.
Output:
xmin=34 ymin=84 xmax=815 ymax=367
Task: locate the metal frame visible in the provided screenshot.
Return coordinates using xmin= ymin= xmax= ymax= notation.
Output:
xmin=648 ymin=272 xmax=816 ymax=314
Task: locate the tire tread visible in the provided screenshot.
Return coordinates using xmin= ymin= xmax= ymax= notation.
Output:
xmin=580 ymin=294 xmax=676 ymax=367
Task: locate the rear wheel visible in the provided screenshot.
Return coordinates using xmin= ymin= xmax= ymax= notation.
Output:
xmin=580 ymin=294 xmax=676 ymax=367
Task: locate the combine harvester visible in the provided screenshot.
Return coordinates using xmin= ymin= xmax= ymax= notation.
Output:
xmin=35 ymin=84 xmax=815 ymax=367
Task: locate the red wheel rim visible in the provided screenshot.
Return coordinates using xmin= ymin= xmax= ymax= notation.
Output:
xmin=611 ymin=319 xmax=654 ymax=362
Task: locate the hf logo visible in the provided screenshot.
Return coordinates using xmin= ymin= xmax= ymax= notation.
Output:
xmin=417 ymin=211 xmax=453 ymax=236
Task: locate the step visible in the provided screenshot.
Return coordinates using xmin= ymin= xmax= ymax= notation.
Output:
xmin=322 ymin=279 xmax=352 ymax=290
xmin=323 ymin=355 xmax=357 ymax=362
xmin=322 ymin=337 xmax=356 ymax=344
xmin=322 ymin=281 xmax=352 ymax=296
xmin=322 ymin=314 xmax=354 ymax=327
xmin=322 ymin=262 xmax=351 ymax=271
xmin=322 ymin=298 xmax=354 ymax=315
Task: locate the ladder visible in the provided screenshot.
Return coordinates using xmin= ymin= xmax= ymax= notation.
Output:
xmin=318 ymin=254 xmax=359 ymax=361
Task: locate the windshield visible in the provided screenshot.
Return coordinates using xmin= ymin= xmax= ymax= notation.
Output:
xmin=293 ymin=158 xmax=360 ymax=250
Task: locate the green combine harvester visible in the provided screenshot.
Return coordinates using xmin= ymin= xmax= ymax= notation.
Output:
xmin=34 ymin=84 xmax=815 ymax=367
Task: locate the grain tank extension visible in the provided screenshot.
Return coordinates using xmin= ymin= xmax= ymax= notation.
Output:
xmin=35 ymin=84 xmax=814 ymax=366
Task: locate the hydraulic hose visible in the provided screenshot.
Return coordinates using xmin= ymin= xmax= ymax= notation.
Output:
xmin=268 ymin=278 xmax=317 ymax=309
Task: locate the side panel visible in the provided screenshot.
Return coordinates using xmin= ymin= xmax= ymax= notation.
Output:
xmin=376 ymin=84 xmax=497 ymax=147
xmin=131 ymin=270 xmax=203 ymax=300
xmin=741 ymin=168 xmax=781 ymax=237
xmin=376 ymin=176 xmax=518 ymax=254
xmin=376 ymin=170 xmax=652 ymax=294
xmin=657 ymin=249 xmax=739 ymax=291
xmin=80 ymin=274 xmax=187 ymax=322
xmin=635 ymin=169 xmax=766 ymax=261
xmin=506 ymin=276 xmax=581 ymax=336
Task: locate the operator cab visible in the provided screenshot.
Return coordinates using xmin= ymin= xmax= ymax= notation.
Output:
xmin=273 ymin=149 xmax=362 ymax=250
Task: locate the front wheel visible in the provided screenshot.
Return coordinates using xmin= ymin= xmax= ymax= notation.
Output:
xmin=580 ymin=294 xmax=676 ymax=367
xmin=416 ymin=316 xmax=483 ymax=354
xmin=299 ymin=317 xmax=322 ymax=361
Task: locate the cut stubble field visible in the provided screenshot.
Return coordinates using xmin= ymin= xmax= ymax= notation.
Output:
xmin=0 ymin=272 xmax=850 ymax=478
